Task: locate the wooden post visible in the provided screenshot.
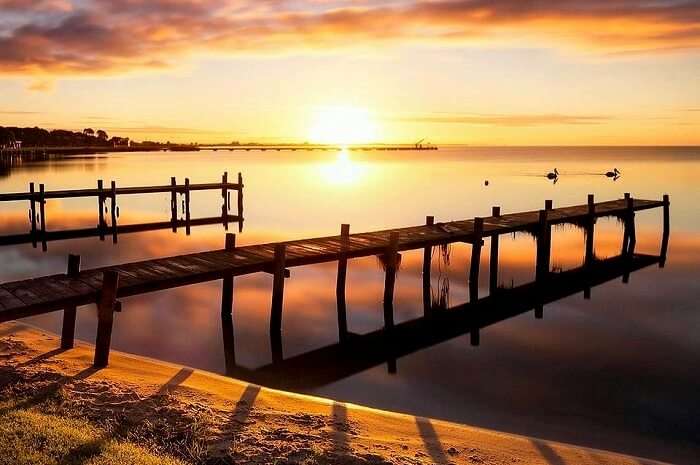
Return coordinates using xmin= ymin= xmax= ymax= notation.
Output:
xmin=39 ymin=183 xmax=47 ymax=252
xmin=60 ymin=254 xmax=81 ymax=349
xmin=184 ymin=178 xmax=191 ymax=235
xmin=423 ymin=216 xmax=434 ymax=315
xmin=470 ymin=328 xmax=480 ymax=346
xmin=535 ymin=304 xmax=543 ymax=319
xmin=469 ymin=218 xmax=484 ymax=302
xmin=237 ymin=172 xmax=244 ymax=233
xmin=545 ymin=199 xmax=553 ymax=211
xmin=221 ymin=233 xmax=236 ymax=374
xmin=622 ymin=194 xmax=636 ymax=257
xmin=660 ymin=194 xmax=670 ymax=267
xmin=170 ymin=176 xmax=177 ymax=232
xmin=93 ymin=271 xmax=120 ymax=368
xmin=585 ymin=194 xmax=595 ymax=267
xmin=489 ymin=207 xmax=500 ymax=296
xmin=536 ymin=209 xmax=551 ymax=282
xmin=383 ymin=232 xmax=400 ymax=329
xmin=29 ymin=182 xmax=37 ymax=234
xmin=97 ymin=179 xmax=105 ymax=240
xmin=110 ymin=181 xmax=118 ymax=243
xmin=336 ymin=224 xmax=350 ymax=342
xmin=270 ymin=244 xmax=286 ymax=336
xmin=221 ymin=172 xmax=229 ymax=231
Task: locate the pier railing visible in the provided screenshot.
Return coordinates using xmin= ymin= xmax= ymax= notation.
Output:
xmin=0 ymin=172 xmax=244 ymax=250
xmin=0 ymin=193 xmax=669 ymax=372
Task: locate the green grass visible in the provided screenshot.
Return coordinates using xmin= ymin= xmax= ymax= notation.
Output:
xmin=0 ymin=402 xmax=184 ymax=465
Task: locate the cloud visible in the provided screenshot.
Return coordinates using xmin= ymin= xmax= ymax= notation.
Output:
xmin=392 ymin=113 xmax=613 ymax=127
xmin=0 ymin=0 xmax=698 ymax=77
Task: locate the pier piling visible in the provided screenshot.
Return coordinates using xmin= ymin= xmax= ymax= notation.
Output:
xmin=469 ymin=218 xmax=484 ymax=302
xmin=423 ymin=216 xmax=434 ymax=315
xmin=536 ymin=209 xmax=551 ymax=282
xmin=221 ymin=233 xmax=236 ymax=374
xmin=383 ymin=232 xmax=400 ymax=329
xmin=93 ymin=270 xmax=120 ymax=368
xmin=489 ymin=207 xmax=501 ymax=296
xmin=60 ymin=254 xmax=81 ymax=349
xmin=336 ymin=224 xmax=350 ymax=342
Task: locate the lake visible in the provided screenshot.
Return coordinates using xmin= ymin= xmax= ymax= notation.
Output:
xmin=1 ymin=147 xmax=699 ymax=464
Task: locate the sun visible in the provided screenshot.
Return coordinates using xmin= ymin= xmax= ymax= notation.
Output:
xmin=308 ymin=106 xmax=377 ymax=145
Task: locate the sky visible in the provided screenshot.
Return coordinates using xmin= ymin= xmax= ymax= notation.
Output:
xmin=0 ymin=0 xmax=699 ymax=145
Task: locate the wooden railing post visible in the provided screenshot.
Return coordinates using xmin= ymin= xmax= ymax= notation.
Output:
xmin=383 ymin=232 xmax=400 ymax=329
xmin=422 ymin=216 xmax=434 ymax=315
xmin=489 ymin=207 xmax=500 ymax=296
xmin=184 ymin=177 xmax=191 ymax=235
xmin=110 ymin=181 xmax=118 ymax=243
xmin=536 ymin=209 xmax=551 ymax=282
xmin=93 ymin=271 xmax=120 ymax=368
xmin=39 ymin=183 xmax=47 ymax=252
xmin=60 ymin=254 xmax=81 ymax=349
xmin=237 ymin=172 xmax=244 ymax=233
xmin=97 ymin=179 xmax=105 ymax=240
xmin=545 ymin=199 xmax=553 ymax=211
xmin=170 ymin=176 xmax=178 ymax=232
xmin=221 ymin=233 xmax=236 ymax=374
xmin=660 ymin=194 xmax=670 ymax=267
xmin=469 ymin=218 xmax=484 ymax=302
xmin=336 ymin=224 xmax=350 ymax=342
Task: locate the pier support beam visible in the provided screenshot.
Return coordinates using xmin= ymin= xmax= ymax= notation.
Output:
xmin=383 ymin=232 xmax=400 ymax=329
xmin=29 ymin=182 xmax=37 ymax=242
xmin=422 ymin=216 xmax=434 ymax=315
xmin=237 ymin=172 xmax=244 ymax=233
xmin=39 ymin=183 xmax=46 ymax=252
xmin=60 ymin=254 xmax=81 ymax=349
xmin=489 ymin=207 xmax=501 ymax=296
xmin=469 ymin=217 xmax=484 ymax=302
xmin=184 ymin=178 xmax=191 ymax=235
xmin=536 ymin=209 xmax=551 ymax=282
xmin=221 ymin=233 xmax=236 ymax=374
xmin=222 ymin=172 xmax=229 ymax=231
xmin=170 ymin=177 xmax=177 ymax=232
xmin=93 ymin=271 xmax=120 ymax=368
xmin=584 ymin=194 xmax=595 ymax=299
xmin=336 ymin=224 xmax=350 ymax=343
xmin=660 ymin=194 xmax=670 ymax=267
xmin=110 ymin=181 xmax=118 ymax=244
xmin=97 ymin=180 xmax=105 ymax=241
xmin=270 ymin=244 xmax=286 ymax=363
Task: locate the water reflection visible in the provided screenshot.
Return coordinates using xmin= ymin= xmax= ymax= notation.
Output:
xmin=318 ymin=149 xmax=366 ymax=185
xmin=1 ymin=148 xmax=699 ymax=463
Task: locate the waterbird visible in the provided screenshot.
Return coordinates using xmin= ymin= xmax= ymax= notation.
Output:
xmin=546 ymin=168 xmax=559 ymax=180
xmin=605 ymin=168 xmax=621 ymax=178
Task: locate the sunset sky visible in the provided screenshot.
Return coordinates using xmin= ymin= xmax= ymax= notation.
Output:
xmin=1 ymin=0 xmax=699 ymax=145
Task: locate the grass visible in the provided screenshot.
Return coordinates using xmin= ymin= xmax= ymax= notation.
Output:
xmin=0 ymin=401 xmax=184 ymax=465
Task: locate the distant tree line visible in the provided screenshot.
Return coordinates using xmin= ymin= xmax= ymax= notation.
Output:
xmin=0 ymin=126 xmax=165 ymax=148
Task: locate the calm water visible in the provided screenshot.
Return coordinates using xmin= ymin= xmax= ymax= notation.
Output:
xmin=1 ymin=147 xmax=699 ymax=463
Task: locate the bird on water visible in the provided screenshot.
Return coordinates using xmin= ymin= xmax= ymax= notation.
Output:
xmin=605 ymin=168 xmax=621 ymax=177
xmin=546 ymin=168 xmax=559 ymax=180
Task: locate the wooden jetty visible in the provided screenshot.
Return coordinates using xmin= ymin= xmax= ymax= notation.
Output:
xmin=0 ymin=172 xmax=244 ymax=251
xmin=0 ymin=194 xmax=668 ymax=370
xmin=235 ymin=252 xmax=661 ymax=389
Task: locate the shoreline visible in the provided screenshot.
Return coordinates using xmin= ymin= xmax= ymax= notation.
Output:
xmin=0 ymin=321 xmax=670 ymax=465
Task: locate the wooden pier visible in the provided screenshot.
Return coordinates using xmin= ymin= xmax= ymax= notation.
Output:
xmin=0 ymin=194 xmax=669 ymax=370
xmin=0 ymin=172 xmax=244 ymax=251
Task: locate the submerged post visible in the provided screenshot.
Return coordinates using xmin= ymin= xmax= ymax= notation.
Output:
xmin=221 ymin=233 xmax=236 ymax=374
xmin=97 ymin=179 xmax=105 ymax=240
xmin=60 ymin=254 xmax=81 ymax=349
xmin=469 ymin=217 xmax=484 ymax=302
xmin=585 ymin=194 xmax=595 ymax=267
xmin=93 ymin=270 xmax=120 ymax=368
xmin=489 ymin=207 xmax=500 ymax=296
xmin=423 ymin=216 xmax=434 ymax=315
xmin=383 ymin=232 xmax=400 ymax=329
xmin=170 ymin=176 xmax=177 ymax=232
xmin=336 ymin=224 xmax=350 ymax=342
xmin=110 ymin=181 xmax=118 ymax=243
xmin=237 ymin=172 xmax=244 ymax=233
xmin=270 ymin=243 xmax=286 ymax=336
xmin=184 ymin=177 xmax=191 ymax=235
xmin=660 ymin=194 xmax=670 ymax=267
xmin=536 ymin=209 xmax=551 ymax=282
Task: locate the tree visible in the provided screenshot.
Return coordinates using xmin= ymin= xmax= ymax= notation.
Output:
xmin=83 ymin=128 xmax=95 ymax=137
xmin=96 ymin=129 xmax=108 ymax=140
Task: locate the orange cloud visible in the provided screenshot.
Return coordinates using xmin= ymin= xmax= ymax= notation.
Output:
xmin=0 ymin=1 xmax=698 ymax=78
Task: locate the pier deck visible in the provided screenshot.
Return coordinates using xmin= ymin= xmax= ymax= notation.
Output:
xmin=0 ymin=197 xmax=664 ymax=322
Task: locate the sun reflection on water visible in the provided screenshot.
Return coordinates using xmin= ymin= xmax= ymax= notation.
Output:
xmin=318 ymin=149 xmax=366 ymax=185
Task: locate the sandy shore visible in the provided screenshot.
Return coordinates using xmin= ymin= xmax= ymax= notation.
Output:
xmin=0 ymin=321 xmax=669 ymax=465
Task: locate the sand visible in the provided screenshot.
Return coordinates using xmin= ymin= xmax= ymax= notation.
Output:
xmin=0 ymin=321 xmax=669 ymax=465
